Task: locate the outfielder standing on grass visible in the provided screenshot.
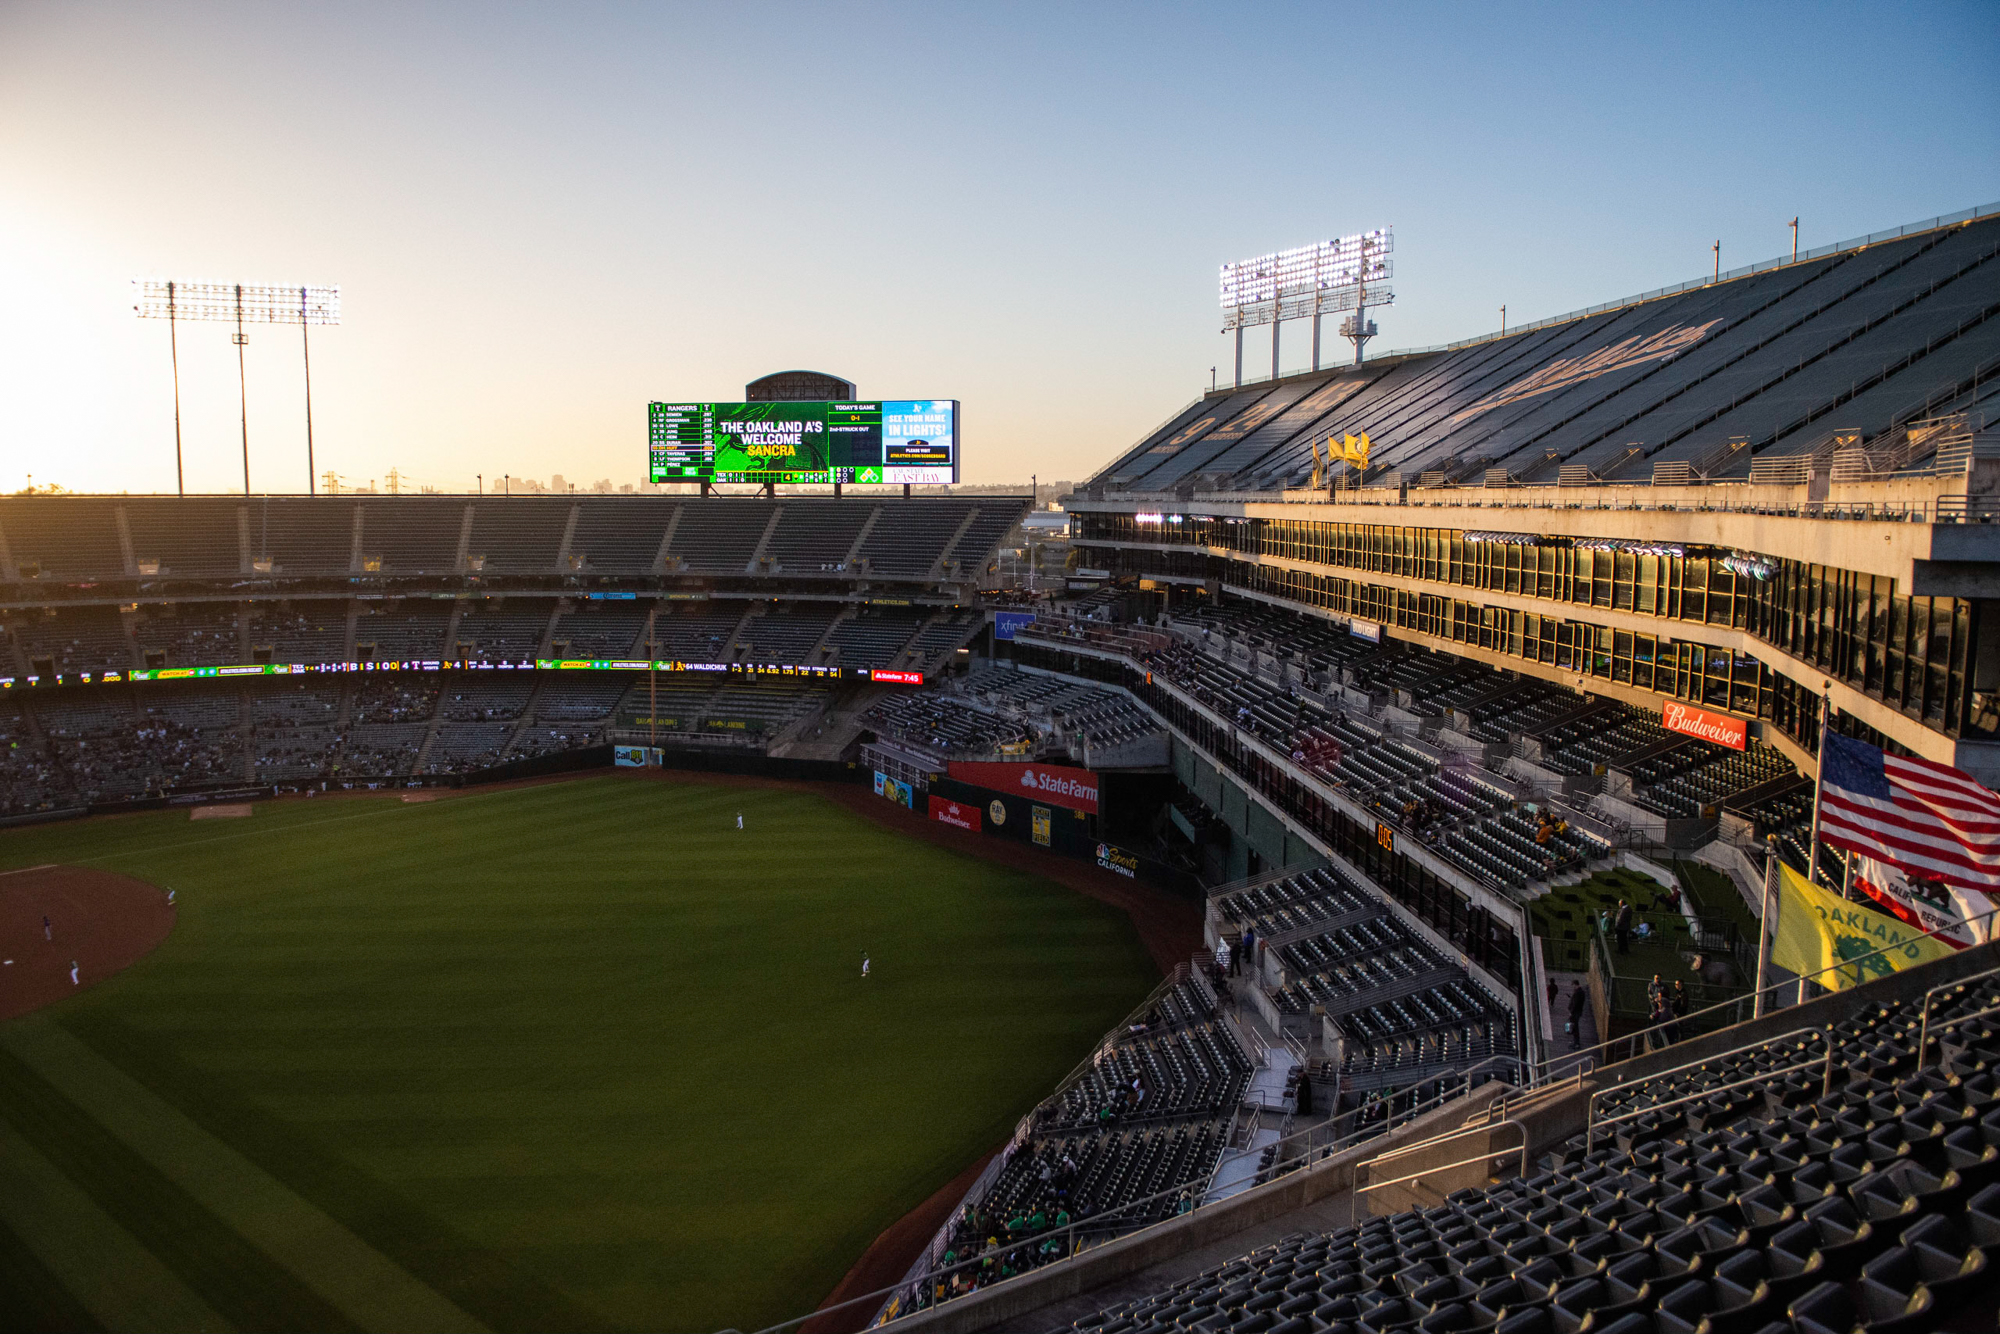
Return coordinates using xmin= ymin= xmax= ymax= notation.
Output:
xmin=861 ymin=952 xmax=870 ymax=978
xmin=737 ymin=812 xmax=744 ymax=830
xmin=69 ymin=960 xmax=78 ymax=987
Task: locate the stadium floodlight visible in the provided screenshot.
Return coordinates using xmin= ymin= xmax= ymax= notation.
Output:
xmin=1218 ymin=228 xmax=1393 ymax=383
xmin=134 ymin=280 xmax=341 ymax=496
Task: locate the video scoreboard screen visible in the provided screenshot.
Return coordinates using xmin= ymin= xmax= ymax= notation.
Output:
xmin=649 ymin=400 xmax=958 ymax=485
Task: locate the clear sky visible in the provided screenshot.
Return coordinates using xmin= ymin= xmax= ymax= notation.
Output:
xmin=3 ymin=1 xmax=1995 ymax=496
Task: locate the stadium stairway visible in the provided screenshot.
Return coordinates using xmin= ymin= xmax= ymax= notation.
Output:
xmin=880 ymin=937 xmax=2000 ymax=1334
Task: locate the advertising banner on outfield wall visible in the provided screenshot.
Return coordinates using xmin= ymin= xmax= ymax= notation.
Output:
xmin=873 ymin=771 xmax=914 ymax=808
xmin=928 ymin=795 xmax=982 ymax=832
xmin=946 ymin=761 xmax=1099 ymax=813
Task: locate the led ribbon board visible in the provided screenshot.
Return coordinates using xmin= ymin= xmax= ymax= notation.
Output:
xmin=0 ymin=660 xmax=927 ymax=689
xmin=648 ymin=400 xmax=958 ymax=484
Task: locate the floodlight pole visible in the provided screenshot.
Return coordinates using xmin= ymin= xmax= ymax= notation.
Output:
xmin=1232 ymin=321 xmax=1244 ymax=388
xmin=168 ymin=282 xmax=184 ymax=497
xmin=233 ymin=284 xmax=251 ymax=494
xmin=1271 ymin=311 xmax=1281 ymax=382
xmin=1310 ymin=285 xmax=1323 ymax=372
xmin=301 ymin=287 xmax=316 ymax=495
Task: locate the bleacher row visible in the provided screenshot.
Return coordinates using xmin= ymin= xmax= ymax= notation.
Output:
xmin=0 ymin=495 xmax=1028 ymax=583
xmin=1142 ymin=633 xmax=1611 ymax=891
xmin=0 ymin=671 xmax=837 ymax=812
xmin=921 ymin=976 xmax=1252 ymax=1305
xmin=1141 ymin=597 xmax=1807 ymax=876
xmin=2 ymin=598 xmax=981 ymax=677
xmin=1062 ymin=966 xmax=2000 ymax=1334
xmin=960 ymin=664 xmax=1162 ymax=751
xmin=1216 ymin=866 xmax=1517 ymax=1088
xmin=1089 ymin=211 xmax=2000 ymax=491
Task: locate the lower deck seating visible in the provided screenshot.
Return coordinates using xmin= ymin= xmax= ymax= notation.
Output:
xmin=1059 ymin=967 xmax=2000 ymax=1334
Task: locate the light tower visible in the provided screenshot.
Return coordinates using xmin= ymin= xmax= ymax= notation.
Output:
xmin=134 ymin=279 xmax=340 ymax=494
xmin=1219 ymin=228 xmax=1393 ymax=387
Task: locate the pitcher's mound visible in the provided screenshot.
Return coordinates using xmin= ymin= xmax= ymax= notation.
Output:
xmin=0 ymin=866 xmax=174 ymax=1020
xmin=191 ymin=803 xmax=253 ymax=820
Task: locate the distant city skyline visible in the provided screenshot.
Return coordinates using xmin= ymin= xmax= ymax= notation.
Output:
xmin=2 ymin=1 xmax=1995 ymax=495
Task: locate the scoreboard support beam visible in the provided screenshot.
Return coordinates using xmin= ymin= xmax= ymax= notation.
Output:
xmin=903 ymin=483 xmax=912 ymax=498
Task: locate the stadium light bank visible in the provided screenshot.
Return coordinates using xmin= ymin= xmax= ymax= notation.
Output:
xmin=1220 ymin=228 xmax=1394 ymax=386
xmin=134 ymin=279 xmax=341 ymax=496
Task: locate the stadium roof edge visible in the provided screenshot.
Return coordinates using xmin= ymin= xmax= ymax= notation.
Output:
xmin=1205 ymin=198 xmax=2000 ymax=398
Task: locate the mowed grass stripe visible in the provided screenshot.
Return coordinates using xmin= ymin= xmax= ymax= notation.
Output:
xmin=0 ymin=1211 xmax=105 ymax=1334
xmin=2 ymin=777 xmax=1158 ymax=1329
xmin=67 ymin=1011 xmax=614 ymax=1334
xmin=0 ymin=1116 xmax=223 ymax=1332
xmin=0 ymin=1042 xmax=354 ymax=1333
xmin=0 ymin=1019 xmax=486 ymax=1334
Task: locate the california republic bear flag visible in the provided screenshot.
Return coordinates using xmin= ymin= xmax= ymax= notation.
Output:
xmin=1851 ymin=855 xmax=1997 ymax=948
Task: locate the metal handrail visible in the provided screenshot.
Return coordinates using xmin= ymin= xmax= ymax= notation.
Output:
xmin=1355 ymin=1120 xmax=1530 ymax=1212
xmin=1915 ymin=999 xmax=2000 ymax=1062
xmin=836 ymin=1063 xmax=1516 ymax=1332
xmin=1914 ymin=961 xmax=2000 ymax=1058
xmin=1584 ymin=1052 xmax=1834 ymax=1153
xmin=1584 ymin=1028 xmax=1833 ymax=1152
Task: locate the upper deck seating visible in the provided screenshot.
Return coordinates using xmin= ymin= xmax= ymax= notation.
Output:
xmin=457 ymin=600 xmax=553 ymax=661
xmin=858 ymin=500 xmax=977 ymax=577
xmin=468 ymin=498 xmax=571 ymax=572
xmin=825 ymin=608 xmax=926 ymax=668
xmin=666 ymin=502 xmax=772 ymax=573
xmin=352 ymin=605 xmax=451 ymax=659
xmin=763 ymin=502 xmax=874 ymax=571
xmin=551 ymin=605 xmax=648 ymax=658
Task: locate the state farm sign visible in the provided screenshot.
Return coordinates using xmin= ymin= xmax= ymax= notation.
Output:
xmin=947 ymin=761 xmax=1100 ymax=813
xmin=1661 ymin=700 xmax=1746 ymax=750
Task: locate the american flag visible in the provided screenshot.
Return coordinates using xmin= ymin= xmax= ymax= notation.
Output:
xmin=1818 ymin=733 xmax=2000 ymax=892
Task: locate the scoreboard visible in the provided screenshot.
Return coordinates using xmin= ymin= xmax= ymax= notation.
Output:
xmin=649 ymin=400 xmax=959 ymax=485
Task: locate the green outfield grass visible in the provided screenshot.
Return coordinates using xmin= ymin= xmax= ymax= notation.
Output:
xmin=0 ymin=776 xmax=1159 ymax=1333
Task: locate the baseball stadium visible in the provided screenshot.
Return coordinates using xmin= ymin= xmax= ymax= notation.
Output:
xmin=8 ymin=198 xmax=2000 ymax=1334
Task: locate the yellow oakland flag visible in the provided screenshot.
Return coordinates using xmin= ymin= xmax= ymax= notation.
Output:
xmin=1340 ymin=432 xmax=1372 ymax=469
xmin=1771 ymin=861 xmax=1953 ymax=990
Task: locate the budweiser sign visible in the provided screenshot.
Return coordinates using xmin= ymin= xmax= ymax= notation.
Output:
xmin=947 ymin=760 xmax=1100 ymax=813
xmin=928 ymin=795 xmax=981 ymax=832
xmin=1661 ymin=700 xmax=1746 ymax=750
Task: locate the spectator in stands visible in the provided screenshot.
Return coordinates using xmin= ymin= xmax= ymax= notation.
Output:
xmin=1614 ymin=899 xmax=1633 ymax=954
xmin=1567 ymin=983 xmax=1587 ymax=1045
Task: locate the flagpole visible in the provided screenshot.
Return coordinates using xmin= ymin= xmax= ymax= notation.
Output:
xmin=1754 ymin=842 xmax=1776 ymax=1018
xmin=1805 ymin=685 xmax=1832 ymax=890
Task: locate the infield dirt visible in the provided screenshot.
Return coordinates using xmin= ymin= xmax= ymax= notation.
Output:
xmin=0 ymin=864 xmax=174 ymax=1021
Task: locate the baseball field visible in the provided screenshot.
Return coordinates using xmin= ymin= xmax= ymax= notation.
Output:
xmin=0 ymin=773 xmax=1162 ymax=1333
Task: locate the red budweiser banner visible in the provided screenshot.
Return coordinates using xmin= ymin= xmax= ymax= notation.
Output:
xmin=1661 ymin=700 xmax=1746 ymax=750
xmin=928 ymin=795 xmax=982 ymax=832
xmin=947 ymin=760 xmax=1100 ymax=813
